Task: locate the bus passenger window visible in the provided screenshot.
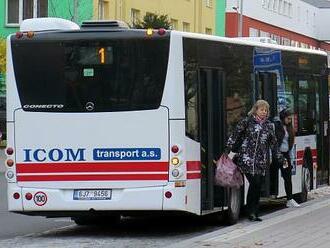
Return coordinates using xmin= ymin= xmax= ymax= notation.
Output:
xmin=297 ymin=79 xmax=317 ymax=135
xmin=184 ymin=61 xmax=199 ymax=141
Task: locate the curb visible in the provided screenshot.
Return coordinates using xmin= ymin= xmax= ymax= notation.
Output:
xmin=166 ymin=194 xmax=330 ymax=248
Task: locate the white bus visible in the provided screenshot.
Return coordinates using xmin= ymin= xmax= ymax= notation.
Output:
xmin=5 ymin=18 xmax=329 ymax=224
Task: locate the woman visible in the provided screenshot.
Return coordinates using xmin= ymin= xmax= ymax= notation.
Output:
xmin=225 ymin=100 xmax=283 ymax=221
xmin=274 ymin=109 xmax=300 ymax=208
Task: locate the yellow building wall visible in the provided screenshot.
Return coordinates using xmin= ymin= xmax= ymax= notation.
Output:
xmin=93 ymin=0 xmax=215 ymax=34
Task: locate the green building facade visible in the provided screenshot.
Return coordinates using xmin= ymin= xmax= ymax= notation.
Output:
xmin=216 ymin=0 xmax=226 ymax=36
xmin=0 ymin=0 xmax=94 ymax=98
xmin=0 ymin=0 xmax=93 ymax=39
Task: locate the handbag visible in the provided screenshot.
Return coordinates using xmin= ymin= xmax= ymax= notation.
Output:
xmin=214 ymin=154 xmax=243 ymax=188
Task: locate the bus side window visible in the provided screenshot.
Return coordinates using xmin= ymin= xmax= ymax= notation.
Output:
xmin=184 ymin=61 xmax=199 ymax=141
xmin=283 ymin=74 xmax=295 ymax=131
xmin=297 ymin=78 xmax=318 ymax=135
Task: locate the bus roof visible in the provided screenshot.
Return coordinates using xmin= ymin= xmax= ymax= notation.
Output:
xmin=17 ymin=18 xmax=327 ymax=57
xmin=173 ymin=30 xmax=328 ymax=57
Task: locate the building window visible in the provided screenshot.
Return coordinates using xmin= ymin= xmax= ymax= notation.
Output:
xmin=206 ymin=0 xmax=213 ymax=8
xmin=268 ymin=0 xmax=273 ymax=10
xmin=278 ymin=0 xmax=283 ymax=14
xmin=37 ymin=0 xmax=47 ymax=17
xmin=288 ymin=2 xmax=292 ymax=17
xmin=98 ymin=0 xmax=105 ymax=19
xmin=281 ymin=37 xmax=291 ymax=46
xmin=249 ymin=27 xmax=259 ymax=37
xmin=283 ymin=1 xmax=288 ymax=16
xmin=205 ymin=28 xmax=212 ymax=35
xmin=171 ymin=19 xmax=178 ymax=30
xmin=130 ymin=8 xmax=140 ymax=25
xmin=7 ymin=0 xmax=20 ymax=24
xmin=183 ymin=22 xmax=190 ymax=32
xmin=273 ymin=0 xmax=278 ymax=11
xmin=6 ymin=0 xmax=48 ymax=26
xmin=98 ymin=0 xmax=109 ymax=20
xmin=260 ymin=30 xmax=270 ymax=37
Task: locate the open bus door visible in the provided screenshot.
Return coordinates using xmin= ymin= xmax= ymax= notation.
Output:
xmin=255 ymin=72 xmax=278 ymax=197
xmin=199 ymin=68 xmax=225 ymax=211
xmin=199 ymin=67 xmax=241 ymax=223
xmin=314 ymin=73 xmax=329 ymax=186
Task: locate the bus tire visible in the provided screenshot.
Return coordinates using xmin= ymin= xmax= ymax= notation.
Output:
xmin=226 ymin=187 xmax=241 ymax=225
xmin=298 ymin=166 xmax=310 ymax=203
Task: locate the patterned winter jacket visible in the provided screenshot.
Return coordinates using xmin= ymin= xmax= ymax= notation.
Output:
xmin=225 ymin=116 xmax=283 ymax=176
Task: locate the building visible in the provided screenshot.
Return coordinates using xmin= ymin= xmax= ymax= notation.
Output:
xmin=225 ymin=0 xmax=330 ymax=51
xmin=0 ymin=0 xmax=94 ymax=38
xmin=94 ymin=0 xmax=216 ymax=35
xmin=215 ymin=0 xmax=226 ymax=36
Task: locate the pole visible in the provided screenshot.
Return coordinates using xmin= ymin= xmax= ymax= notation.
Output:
xmin=73 ymin=0 xmax=78 ymax=23
xmin=238 ymin=0 xmax=243 ymax=37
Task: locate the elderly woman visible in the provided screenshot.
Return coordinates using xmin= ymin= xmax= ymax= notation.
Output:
xmin=225 ymin=100 xmax=283 ymax=221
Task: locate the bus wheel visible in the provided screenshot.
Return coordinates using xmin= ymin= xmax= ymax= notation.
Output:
xmin=226 ymin=187 xmax=241 ymax=225
xmin=298 ymin=166 xmax=311 ymax=203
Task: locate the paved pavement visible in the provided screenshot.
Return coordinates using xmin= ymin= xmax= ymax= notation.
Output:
xmin=169 ymin=187 xmax=330 ymax=248
xmin=0 ymin=187 xmax=329 ymax=248
xmin=0 ymin=173 xmax=73 ymax=241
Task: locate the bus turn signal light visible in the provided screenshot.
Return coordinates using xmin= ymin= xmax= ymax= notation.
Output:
xmin=171 ymin=157 xmax=180 ymax=166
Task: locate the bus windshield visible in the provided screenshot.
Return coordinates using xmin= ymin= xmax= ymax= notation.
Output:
xmin=11 ymin=32 xmax=170 ymax=112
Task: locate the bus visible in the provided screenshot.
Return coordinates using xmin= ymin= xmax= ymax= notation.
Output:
xmin=5 ymin=18 xmax=329 ymax=225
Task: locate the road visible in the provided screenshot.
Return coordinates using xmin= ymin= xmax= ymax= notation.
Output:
xmin=0 ymin=173 xmax=72 ymax=241
xmin=0 ymin=169 xmax=286 ymax=248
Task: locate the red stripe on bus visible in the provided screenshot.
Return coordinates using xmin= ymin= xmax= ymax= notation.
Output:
xmin=16 ymin=162 xmax=169 ymax=173
xmin=17 ymin=174 xmax=168 ymax=182
xmin=187 ymin=173 xmax=201 ymax=179
xmin=297 ymin=159 xmax=317 ymax=165
xmin=297 ymin=151 xmax=304 ymax=159
xmin=297 ymin=149 xmax=317 ymax=159
xmin=187 ymin=161 xmax=201 ymax=171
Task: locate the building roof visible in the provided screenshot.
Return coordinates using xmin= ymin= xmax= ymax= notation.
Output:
xmin=301 ymin=0 xmax=330 ymax=8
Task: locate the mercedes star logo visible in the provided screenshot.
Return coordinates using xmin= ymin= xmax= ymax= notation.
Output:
xmin=85 ymin=102 xmax=95 ymax=111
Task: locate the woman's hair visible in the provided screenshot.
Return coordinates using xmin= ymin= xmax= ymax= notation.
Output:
xmin=247 ymin=99 xmax=270 ymax=117
xmin=279 ymin=108 xmax=292 ymax=121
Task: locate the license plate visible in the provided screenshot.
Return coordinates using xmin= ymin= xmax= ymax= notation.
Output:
xmin=73 ymin=189 xmax=112 ymax=200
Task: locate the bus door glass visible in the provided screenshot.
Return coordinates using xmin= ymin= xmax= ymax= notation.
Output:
xmin=255 ymin=71 xmax=278 ymax=197
xmin=297 ymin=74 xmax=328 ymax=186
xmin=199 ymin=68 xmax=225 ymax=211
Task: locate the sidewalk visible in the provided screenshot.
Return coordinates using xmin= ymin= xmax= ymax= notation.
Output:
xmin=169 ymin=187 xmax=330 ymax=248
